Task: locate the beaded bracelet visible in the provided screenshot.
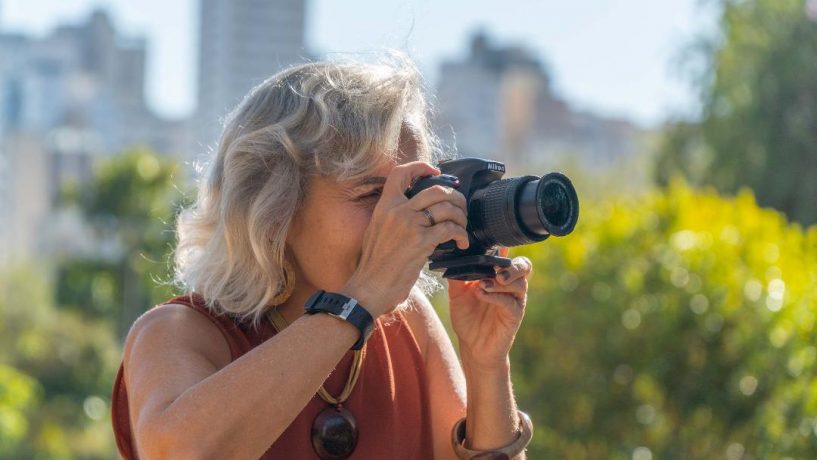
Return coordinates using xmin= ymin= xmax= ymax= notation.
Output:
xmin=450 ymin=410 xmax=533 ymax=459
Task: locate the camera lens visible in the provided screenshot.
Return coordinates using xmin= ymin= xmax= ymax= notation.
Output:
xmin=521 ymin=173 xmax=578 ymax=237
xmin=469 ymin=172 xmax=579 ymax=246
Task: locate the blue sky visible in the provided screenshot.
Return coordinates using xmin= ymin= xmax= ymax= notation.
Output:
xmin=0 ymin=0 xmax=718 ymax=127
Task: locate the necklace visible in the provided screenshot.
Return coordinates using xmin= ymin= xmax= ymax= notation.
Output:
xmin=266 ymin=308 xmax=365 ymax=459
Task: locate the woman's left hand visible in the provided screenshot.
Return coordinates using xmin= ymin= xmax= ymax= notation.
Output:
xmin=447 ymin=247 xmax=532 ymax=372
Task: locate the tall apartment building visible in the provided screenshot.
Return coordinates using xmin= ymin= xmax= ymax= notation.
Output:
xmin=0 ymin=10 xmax=185 ymax=263
xmin=196 ymin=0 xmax=308 ymax=151
xmin=435 ymin=31 xmax=641 ymax=173
xmin=0 ymin=10 xmax=182 ymax=155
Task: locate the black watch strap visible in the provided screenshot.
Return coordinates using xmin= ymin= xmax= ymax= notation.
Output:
xmin=304 ymin=290 xmax=375 ymax=350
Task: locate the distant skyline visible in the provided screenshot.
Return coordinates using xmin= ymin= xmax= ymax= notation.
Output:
xmin=0 ymin=0 xmax=718 ymax=128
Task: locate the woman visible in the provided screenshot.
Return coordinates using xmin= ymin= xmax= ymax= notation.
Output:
xmin=111 ymin=54 xmax=534 ymax=459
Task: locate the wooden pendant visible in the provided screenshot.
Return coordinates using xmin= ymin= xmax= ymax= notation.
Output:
xmin=310 ymin=405 xmax=358 ymax=459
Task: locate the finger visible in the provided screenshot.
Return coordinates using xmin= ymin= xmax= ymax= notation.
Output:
xmin=420 ymin=201 xmax=467 ymax=229
xmin=474 ymin=288 xmax=525 ymax=315
xmin=407 ymin=185 xmax=468 ymax=214
xmin=495 ymin=257 xmax=533 ymax=285
xmin=427 ymin=221 xmax=470 ymax=251
xmin=480 ymin=277 xmax=527 ymax=301
xmin=383 ymin=161 xmax=440 ymax=204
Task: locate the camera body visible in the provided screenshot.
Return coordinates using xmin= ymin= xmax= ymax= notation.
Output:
xmin=405 ymin=157 xmax=579 ymax=281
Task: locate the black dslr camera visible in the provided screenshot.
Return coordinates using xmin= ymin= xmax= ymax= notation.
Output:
xmin=404 ymin=157 xmax=579 ymax=281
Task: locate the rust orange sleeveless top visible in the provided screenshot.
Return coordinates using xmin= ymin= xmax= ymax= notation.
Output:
xmin=111 ymin=293 xmax=435 ymax=459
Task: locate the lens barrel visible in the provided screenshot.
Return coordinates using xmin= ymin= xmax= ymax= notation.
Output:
xmin=469 ymin=172 xmax=578 ymax=247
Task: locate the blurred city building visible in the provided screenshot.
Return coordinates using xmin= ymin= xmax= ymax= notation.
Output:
xmin=0 ymin=9 xmax=188 ymax=158
xmin=0 ymin=10 xmax=190 ymax=263
xmin=1 ymin=1 xmax=313 ymax=264
xmin=196 ymin=0 xmax=309 ymax=152
xmin=435 ymin=31 xmax=643 ymax=173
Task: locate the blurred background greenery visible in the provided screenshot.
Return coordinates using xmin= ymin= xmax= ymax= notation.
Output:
xmin=1 ymin=0 xmax=816 ymax=458
xmin=0 ymin=150 xmax=184 ymax=458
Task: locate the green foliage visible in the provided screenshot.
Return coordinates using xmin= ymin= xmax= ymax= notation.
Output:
xmin=656 ymin=0 xmax=817 ymax=225
xmin=0 ymin=148 xmax=185 ymax=458
xmin=0 ymin=364 xmax=41 ymax=457
xmin=509 ymin=180 xmax=817 ymax=458
xmin=57 ymin=148 xmax=189 ymax=338
xmin=0 ymin=264 xmax=120 ymax=459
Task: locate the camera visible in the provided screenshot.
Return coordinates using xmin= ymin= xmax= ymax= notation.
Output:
xmin=404 ymin=157 xmax=579 ymax=281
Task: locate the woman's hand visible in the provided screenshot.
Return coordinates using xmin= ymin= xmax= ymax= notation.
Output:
xmin=345 ymin=161 xmax=471 ymax=318
xmin=448 ymin=247 xmax=532 ymax=372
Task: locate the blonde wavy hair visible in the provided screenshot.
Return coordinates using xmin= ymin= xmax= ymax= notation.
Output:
xmin=173 ymin=53 xmax=451 ymax=327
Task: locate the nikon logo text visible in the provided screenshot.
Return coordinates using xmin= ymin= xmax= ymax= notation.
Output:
xmin=486 ymin=162 xmax=505 ymax=172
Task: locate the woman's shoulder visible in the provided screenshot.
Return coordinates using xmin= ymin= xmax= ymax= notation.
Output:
xmin=123 ymin=297 xmax=233 ymax=376
xmin=393 ymin=288 xmax=444 ymax=363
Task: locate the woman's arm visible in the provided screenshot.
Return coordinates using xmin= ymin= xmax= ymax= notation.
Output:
xmin=444 ymin=251 xmax=532 ymax=459
xmin=460 ymin=349 xmax=523 ymax=457
xmin=124 ymin=285 xmax=367 ymax=459
xmin=405 ymin=289 xmax=525 ymax=459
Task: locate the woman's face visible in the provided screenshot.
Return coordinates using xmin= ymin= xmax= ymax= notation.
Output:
xmin=284 ymin=132 xmax=420 ymax=307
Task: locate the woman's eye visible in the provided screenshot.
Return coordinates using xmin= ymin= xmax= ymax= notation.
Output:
xmin=359 ymin=189 xmax=382 ymax=201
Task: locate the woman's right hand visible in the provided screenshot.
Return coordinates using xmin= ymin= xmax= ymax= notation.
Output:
xmin=342 ymin=161 xmax=470 ymax=318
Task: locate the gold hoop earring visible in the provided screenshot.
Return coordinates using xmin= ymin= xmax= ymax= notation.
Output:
xmin=269 ymin=258 xmax=295 ymax=306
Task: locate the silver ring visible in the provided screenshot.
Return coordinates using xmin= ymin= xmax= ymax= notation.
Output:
xmin=422 ymin=208 xmax=436 ymax=227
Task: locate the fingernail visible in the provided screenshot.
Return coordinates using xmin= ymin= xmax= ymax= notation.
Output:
xmin=481 ymin=279 xmax=494 ymax=289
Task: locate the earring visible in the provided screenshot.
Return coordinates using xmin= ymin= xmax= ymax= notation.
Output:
xmin=269 ymin=258 xmax=296 ymax=306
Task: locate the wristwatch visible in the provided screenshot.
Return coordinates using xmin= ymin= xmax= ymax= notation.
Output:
xmin=304 ymin=290 xmax=375 ymax=350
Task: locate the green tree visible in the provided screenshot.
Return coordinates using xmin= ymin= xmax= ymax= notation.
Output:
xmin=0 ymin=149 xmax=185 ymax=458
xmin=504 ymin=180 xmax=817 ymax=459
xmin=0 ymin=264 xmax=120 ymax=459
xmin=656 ymin=0 xmax=817 ymax=225
xmin=56 ymin=149 xmax=188 ymax=338
xmin=0 ymin=364 xmax=40 ymax=457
